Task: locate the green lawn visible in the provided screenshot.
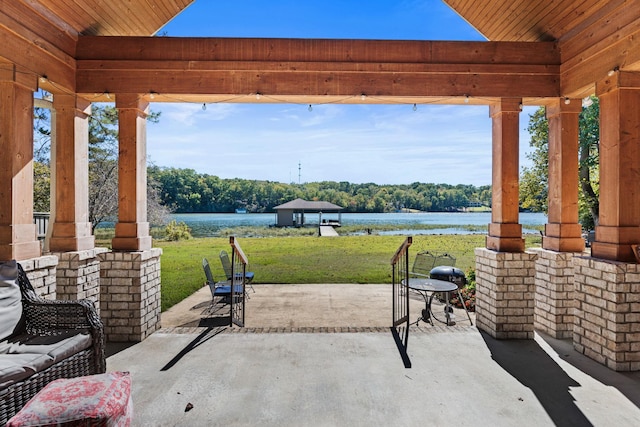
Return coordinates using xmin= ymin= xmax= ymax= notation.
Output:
xmin=156 ymin=233 xmax=542 ymax=311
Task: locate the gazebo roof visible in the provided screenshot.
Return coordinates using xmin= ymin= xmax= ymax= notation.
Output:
xmin=274 ymin=198 xmax=343 ymax=211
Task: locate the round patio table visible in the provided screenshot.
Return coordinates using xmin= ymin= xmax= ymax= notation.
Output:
xmin=403 ymin=277 xmax=459 ymax=326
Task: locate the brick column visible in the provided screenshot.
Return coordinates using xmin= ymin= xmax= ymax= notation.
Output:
xmin=573 ymin=256 xmax=640 ymax=371
xmin=54 ymin=248 xmax=108 ymax=312
xmin=475 ymin=248 xmax=537 ymax=339
xmin=99 ymin=249 xmax=162 ymax=342
xmin=531 ymin=248 xmax=577 ymax=339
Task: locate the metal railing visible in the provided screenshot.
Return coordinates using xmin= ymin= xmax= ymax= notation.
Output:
xmin=391 ymin=236 xmax=412 ymax=368
xmin=229 ymin=236 xmax=248 ymax=327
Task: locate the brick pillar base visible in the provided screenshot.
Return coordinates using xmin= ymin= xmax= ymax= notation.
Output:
xmin=475 ymin=248 xmax=538 ymax=339
xmin=99 ymin=248 xmax=162 ymax=343
xmin=573 ymin=256 xmax=640 ymax=371
xmin=54 ymin=248 xmax=108 ymax=313
xmin=18 ymin=255 xmax=59 ymax=299
xmin=531 ymin=248 xmax=578 ymax=339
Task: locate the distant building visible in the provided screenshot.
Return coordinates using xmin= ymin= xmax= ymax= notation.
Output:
xmin=273 ymin=198 xmax=343 ymax=227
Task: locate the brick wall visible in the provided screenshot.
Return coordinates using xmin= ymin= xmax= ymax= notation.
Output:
xmin=99 ymin=249 xmax=162 ymax=342
xmin=573 ymin=256 xmax=640 ymax=371
xmin=475 ymin=248 xmax=538 ymax=339
xmin=18 ymin=255 xmax=58 ymax=299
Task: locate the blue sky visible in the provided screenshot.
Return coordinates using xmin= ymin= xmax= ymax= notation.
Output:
xmin=147 ymin=0 xmax=537 ymax=186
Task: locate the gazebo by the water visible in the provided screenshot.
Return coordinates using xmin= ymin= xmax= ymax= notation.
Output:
xmin=274 ymin=198 xmax=343 ymax=227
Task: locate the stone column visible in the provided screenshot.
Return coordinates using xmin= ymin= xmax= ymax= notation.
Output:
xmin=573 ymin=256 xmax=640 ymax=371
xmin=531 ymin=248 xmax=576 ymax=339
xmin=592 ymin=71 xmax=640 ymax=262
xmin=0 ymin=61 xmax=41 ymax=261
xmin=112 ymin=94 xmax=151 ymax=251
xmin=475 ymin=248 xmax=537 ymax=339
xmin=486 ymin=98 xmax=524 ymax=253
xmin=99 ymin=249 xmax=162 ymax=342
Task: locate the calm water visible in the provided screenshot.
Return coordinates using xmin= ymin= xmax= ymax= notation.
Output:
xmin=171 ymin=212 xmax=547 ymax=238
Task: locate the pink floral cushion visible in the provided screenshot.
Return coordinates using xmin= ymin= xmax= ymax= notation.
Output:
xmin=7 ymin=371 xmax=132 ymax=427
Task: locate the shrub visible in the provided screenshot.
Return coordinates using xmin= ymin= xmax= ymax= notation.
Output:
xmin=164 ymin=220 xmax=192 ymax=241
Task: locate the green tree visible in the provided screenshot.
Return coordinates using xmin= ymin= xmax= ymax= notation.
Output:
xmin=519 ymin=98 xmax=600 ymax=228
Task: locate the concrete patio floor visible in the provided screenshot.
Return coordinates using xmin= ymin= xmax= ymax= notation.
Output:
xmin=107 ymin=284 xmax=640 ymax=426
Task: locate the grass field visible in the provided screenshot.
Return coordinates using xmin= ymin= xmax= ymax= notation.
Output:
xmin=153 ymin=232 xmax=543 ymax=311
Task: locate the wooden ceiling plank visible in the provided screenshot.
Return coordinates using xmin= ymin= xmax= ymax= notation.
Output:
xmin=483 ymin=0 xmax=530 ymax=41
xmin=462 ymin=0 xmax=505 ymax=40
xmin=561 ymin=2 xmax=639 ymax=64
xmin=559 ymin=0 xmax=626 ymax=42
xmin=499 ymin=0 xmax=560 ymax=42
xmin=37 ymin=0 xmax=96 ymax=35
xmin=551 ymin=0 xmax=605 ymax=41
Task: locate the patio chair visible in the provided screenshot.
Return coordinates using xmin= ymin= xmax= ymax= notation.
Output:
xmin=202 ymin=258 xmax=243 ymax=305
xmin=411 ymin=250 xmax=438 ymax=278
xmin=219 ymin=250 xmax=255 ymax=293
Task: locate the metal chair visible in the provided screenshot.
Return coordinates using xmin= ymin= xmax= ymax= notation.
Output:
xmin=202 ymin=258 xmax=242 ymax=306
xmin=219 ymin=250 xmax=255 ymax=293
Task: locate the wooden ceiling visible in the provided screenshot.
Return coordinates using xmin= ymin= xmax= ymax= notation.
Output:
xmin=23 ymin=0 xmax=627 ymax=42
xmin=27 ymin=0 xmax=195 ymax=36
xmin=444 ymin=0 xmax=622 ymax=42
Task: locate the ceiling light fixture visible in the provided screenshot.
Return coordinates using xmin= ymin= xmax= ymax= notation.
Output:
xmin=308 ymin=104 xmax=313 ymax=112
xmin=608 ymin=66 xmax=620 ymax=77
xmin=202 ymin=103 xmax=206 ymax=111
xmin=564 ymin=97 xmax=570 ymax=105
xmin=464 ymin=95 xmax=470 ymax=104
xmin=256 ymin=93 xmax=261 ymax=100
xmin=413 ymin=103 xmax=417 ymax=111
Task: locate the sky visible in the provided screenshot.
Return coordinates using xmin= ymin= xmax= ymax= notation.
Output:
xmin=147 ymin=0 xmax=538 ymax=186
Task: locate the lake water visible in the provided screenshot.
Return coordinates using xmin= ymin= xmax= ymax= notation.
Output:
xmin=171 ymin=212 xmax=547 ymax=238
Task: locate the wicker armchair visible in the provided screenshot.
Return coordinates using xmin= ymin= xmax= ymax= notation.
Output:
xmin=0 ymin=262 xmax=105 ymax=425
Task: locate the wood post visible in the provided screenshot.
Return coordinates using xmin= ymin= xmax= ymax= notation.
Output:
xmin=49 ymin=94 xmax=95 ymax=252
xmin=0 ymin=62 xmax=41 ymax=260
xmin=486 ymin=98 xmax=524 ymax=252
xmin=112 ymin=95 xmax=151 ymax=251
xmin=592 ymin=71 xmax=640 ymax=262
xmin=543 ymin=98 xmax=585 ymax=252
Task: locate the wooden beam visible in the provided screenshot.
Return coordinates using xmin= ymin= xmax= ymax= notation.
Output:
xmin=75 ymin=37 xmax=560 ymax=99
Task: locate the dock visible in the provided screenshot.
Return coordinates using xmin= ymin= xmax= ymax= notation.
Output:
xmin=319 ymin=225 xmax=339 ymax=237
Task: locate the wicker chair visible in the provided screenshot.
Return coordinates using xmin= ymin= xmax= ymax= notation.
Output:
xmin=0 ymin=262 xmax=105 ymax=425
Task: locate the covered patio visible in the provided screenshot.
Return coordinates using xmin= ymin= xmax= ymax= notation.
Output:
xmin=0 ymin=0 xmax=639 ymax=377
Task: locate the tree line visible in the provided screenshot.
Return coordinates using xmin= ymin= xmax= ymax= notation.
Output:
xmin=149 ymin=166 xmax=493 ymax=214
